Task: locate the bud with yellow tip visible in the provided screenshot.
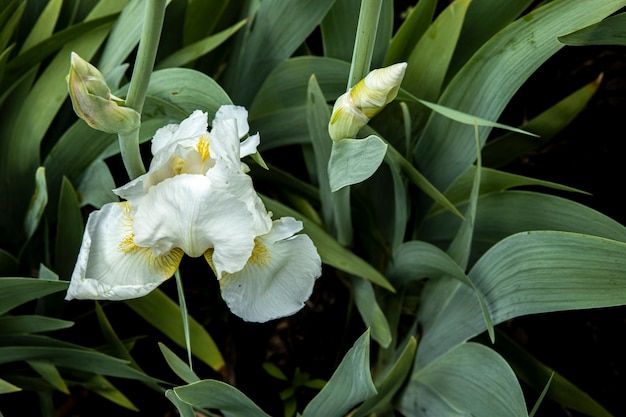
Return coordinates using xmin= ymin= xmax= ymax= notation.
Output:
xmin=67 ymin=52 xmax=140 ymax=134
xmin=328 ymin=62 xmax=407 ymax=141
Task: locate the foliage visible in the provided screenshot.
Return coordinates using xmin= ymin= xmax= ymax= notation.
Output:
xmin=1 ymin=0 xmax=625 ymax=416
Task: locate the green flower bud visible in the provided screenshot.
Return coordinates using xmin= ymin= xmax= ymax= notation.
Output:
xmin=67 ymin=52 xmax=140 ymax=134
xmin=328 ymin=62 xmax=407 ymax=142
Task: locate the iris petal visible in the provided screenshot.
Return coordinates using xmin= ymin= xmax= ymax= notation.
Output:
xmin=132 ymin=174 xmax=256 ymax=276
xmin=66 ymin=202 xmax=183 ymax=301
xmin=219 ymin=217 xmax=322 ymax=322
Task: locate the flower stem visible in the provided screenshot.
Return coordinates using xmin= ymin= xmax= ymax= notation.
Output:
xmin=347 ymin=0 xmax=383 ymax=89
xmin=119 ymin=0 xmax=167 ymax=179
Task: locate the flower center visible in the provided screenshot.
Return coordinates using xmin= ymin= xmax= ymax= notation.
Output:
xmin=197 ymin=134 xmax=211 ymax=161
xmin=249 ymin=239 xmax=270 ymax=266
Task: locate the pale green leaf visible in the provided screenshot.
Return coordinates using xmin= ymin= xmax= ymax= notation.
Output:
xmin=183 ymin=0 xmax=230 ymax=44
xmin=421 ymin=191 xmax=626 ymax=261
xmin=352 ymin=337 xmax=417 ymax=417
xmin=0 ymin=316 xmax=73 ymax=335
xmin=262 ymin=362 xmax=288 ymax=381
xmin=401 ymin=0 xmax=470 ymax=102
xmin=225 ymin=0 xmax=336 ymax=105
xmin=558 ymin=12 xmax=626 ymax=46
xmin=98 ymin=0 xmax=144 ymax=76
xmin=174 ymin=380 xmax=271 ymax=417
xmin=157 ymin=19 xmax=247 ymax=69
xmin=159 ymin=343 xmax=201 ymax=384
xmin=416 ymin=231 xmax=626 ymax=368
xmin=0 ymin=278 xmax=68 ymax=316
xmin=23 ymin=167 xmax=48 ymax=241
xmin=447 ymin=0 xmax=534 ymax=77
xmin=328 ymin=136 xmax=387 ymax=192
xmin=77 ymin=159 xmax=118 ymax=208
xmin=165 ymin=389 xmax=196 ymax=417
xmin=124 ymin=289 xmax=225 ymax=372
xmin=19 ymin=0 xmax=62 ymax=52
xmin=261 ymin=195 xmax=394 ymax=292
xmin=302 ymin=331 xmax=377 ymax=417
xmin=352 ymin=277 xmax=392 ymax=348
xmin=0 ymin=0 xmax=24 ymax=53
xmin=384 ymin=0 xmax=437 ymax=65
xmin=399 ymin=343 xmax=528 ymax=417
xmin=414 ymin=0 xmax=626 ymax=193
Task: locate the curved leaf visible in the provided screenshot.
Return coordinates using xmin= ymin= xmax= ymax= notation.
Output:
xmin=399 ymin=343 xmax=528 ymax=417
xmin=302 ymin=330 xmax=377 ymax=417
xmin=0 ymin=315 xmax=73 ymax=334
xmin=174 ymin=379 xmax=271 ymax=417
xmin=0 ymin=278 xmax=68 ymax=316
xmin=416 ymin=231 xmax=626 ymax=367
xmin=558 ymin=12 xmax=626 ymax=46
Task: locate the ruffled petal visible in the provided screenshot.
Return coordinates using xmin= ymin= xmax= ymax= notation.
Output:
xmin=65 ymin=202 xmax=183 ymax=301
xmin=219 ymin=217 xmax=322 ymax=322
xmin=151 ymin=110 xmax=208 ymax=155
xmin=208 ymin=117 xmax=242 ymax=171
xmin=132 ymin=174 xmax=256 ymax=276
xmin=214 ymin=105 xmax=250 ymax=138
xmin=239 ymin=133 xmax=260 ymax=159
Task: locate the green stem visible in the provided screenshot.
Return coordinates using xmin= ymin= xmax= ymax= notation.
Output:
xmin=175 ymin=269 xmax=193 ymax=371
xmin=347 ymin=0 xmax=383 ymax=88
xmin=119 ymin=0 xmax=167 ymax=179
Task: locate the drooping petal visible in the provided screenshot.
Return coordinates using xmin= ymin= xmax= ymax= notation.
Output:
xmin=131 ymin=174 xmax=256 ymax=276
xmin=208 ymin=117 xmax=243 ymax=171
xmin=151 ymin=110 xmax=208 ymax=155
xmin=205 ymin=161 xmax=272 ymax=236
xmin=66 ymin=202 xmax=183 ymax=301
xmin=219 ymin=217 xmax=322 ymax=322
xmin=239 ymin=133 xmax=260 ymax=158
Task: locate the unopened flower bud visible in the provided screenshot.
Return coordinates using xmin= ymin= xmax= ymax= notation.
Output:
xmin=67 ymin=52 xmax=140 ymax=134
xmin=328 ymin=62 xmax=407 ymax=141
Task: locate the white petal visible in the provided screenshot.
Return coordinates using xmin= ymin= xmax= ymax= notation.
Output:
xmin=65 ymin=202 xmax=183 ymax=301
xmin=214 ymin=105 xmax=250 ymax=138
xmin=132 ymin=174 xmax=256 ymax=276
xmin=151 ymin=110 xmax=208 ymax=155
xmin=239 ymin=133 xmax=260 ymax=158
xmin=219 ymin=217 xmax=322 ymax=322
xmin=205 ymin=162 xmax=272 ymax=236
xmin=208 ymin=117 xmax=242 ymax=170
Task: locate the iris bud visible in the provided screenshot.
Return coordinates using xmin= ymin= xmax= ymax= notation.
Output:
xmin=67 ymin=52 xmax=140 ymax=134
xmin=328 ymin=62 xmax=407 ymax=141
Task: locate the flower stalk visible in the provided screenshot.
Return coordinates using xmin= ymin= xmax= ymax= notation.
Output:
xmin=118 ymin=0 xmax=167 ymax=179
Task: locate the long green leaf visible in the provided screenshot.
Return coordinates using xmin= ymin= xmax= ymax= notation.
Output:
xmin=416 ymin=231 xmax=626 ymax=368
xmin=402 ymin=0 xmax=470 ymax=103
xmin=0 ymin=377 xmax=21 ymax=394
xmin=558 ymin=12 xmax=626 ymax=46
xmin=23 ymin=167 xmax=47 ymax=242
xmin=27 ymin=360 xmax=69 ymax=394
xmin=399 ymin=342 xmax=528 ymax=417
xmin=352 ymin=277 xmax=391 ymax=347
xmin=82 ymin=374 xmax=139 ymax=412
xmin=0 ymin=278 xmax=68 ymax=316
xmin=352 ymin=337 xmax=417 ymax=417
xmin=302 ymin=330 xmax=377 ymax=417
xmin=124 ymin=289 xmax=225 ymax=372
xmin=421 ymin=191 xmax=626 ymax=261
xmin=174 ymin=380 xmax=271 ymax=417
xmin=414 ymin=0 xmax=626 ymax=193
xmin=225 ymin=0 xmax=336 ymax=105
xmin=157 ymin=19 xmax=247 ymax=69
xmin=0 ymin=315 xmax=73 ymax=334
xmin=384 ymin=0 xmax=436 ymax=65
xmin=158 ymin=343 xmax=201 ymax=384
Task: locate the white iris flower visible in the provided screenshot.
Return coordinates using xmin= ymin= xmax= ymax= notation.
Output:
xmin=66 ymin=106 xmax=322 ymax=322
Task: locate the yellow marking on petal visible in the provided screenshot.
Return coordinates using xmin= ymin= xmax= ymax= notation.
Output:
xmin=249 ymin=239 xmax=270 ymax=267
xmin=197 ymin=134 xmax=211 ymax=161
xmin=171 ymin=156 xmax=185 ymax=175
xmin=204 ymin=248 xmax=217 ymax=275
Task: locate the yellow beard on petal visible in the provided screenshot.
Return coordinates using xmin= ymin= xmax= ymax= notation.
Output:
xmin=118 ymin=202 xmax=183 ymax=277
xmin=249 ymin=239 xmax=270 ymax=267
